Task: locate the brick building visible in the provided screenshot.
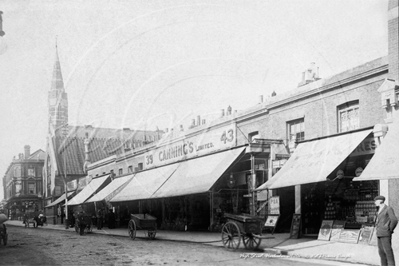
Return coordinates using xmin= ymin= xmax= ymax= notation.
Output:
xmin=2 ymin=146 xmax=45 ymax=220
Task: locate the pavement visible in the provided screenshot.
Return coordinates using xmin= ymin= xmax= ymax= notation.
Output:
xmin=5 ymin=219 xmax=394 ymax=266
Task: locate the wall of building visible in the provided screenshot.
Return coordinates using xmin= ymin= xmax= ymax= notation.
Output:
xmin=236 ymin=71 xmax=387 ymax=146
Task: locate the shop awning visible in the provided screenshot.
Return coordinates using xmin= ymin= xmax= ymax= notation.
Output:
xmin=86 ymin=174 xmax=134 ymax=203
xmin=152 ymin=147 xmax=246 ymax=198
xmin=45 ymin=192 xmax=75 ymax=208
xmin=110 ymin=163 xmax=180 ymax=202
xmin=354 ymin=123 xmax=399 ymax=181
xmin=68 ymin=175 xmax=110 ymax=205
xmin=256 ymin=129 xmax=372 ymax=190
xmin=110 ymin=147 xmax=245 ymax=202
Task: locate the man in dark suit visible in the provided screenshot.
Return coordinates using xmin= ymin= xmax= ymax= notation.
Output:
xmin=375 ymin=195 xmax=398 ymax=266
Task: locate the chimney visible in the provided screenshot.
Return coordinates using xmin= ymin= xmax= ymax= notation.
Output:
xmin=227 ymin=106 xmax=232 ymax=115
xmin=83 ymin=137 xmax=91 ymax=173
xmin=24 ymin=145 xmax=30 ymax=159
xmin=191 ymin=119 xmax=196 ymax=127
xmin=197 ymin=115 xmax=201 ymax=126
xmin=220 ymin=109 xmax=225 ymax=118
xmin=202 ymin=119 xmax=206 ymax=125
xmin=259 ymin=95 xmax=263 ymax=104
xmin=18 ymin=153 xmax=24 ymax=160
xmin=271 ymin=91 xmax=276 ymax=97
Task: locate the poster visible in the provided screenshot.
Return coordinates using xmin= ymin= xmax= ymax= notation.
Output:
xmin=269 ymin=196 xmax=280 ymax=214
xmin=264 ymin=215 xmax=279 ymax=228
xmin=330 ymin=220 xmax=346 ymax=242
xmin=290 ymin=214 xmax=301 ymax=239
xmin=338 ymin=229 xmax=361 ymax=244
xmin=358 ymin=225 xmax=374 ymax=245
xmin=317 ymin=220 xmax=334 ymax=241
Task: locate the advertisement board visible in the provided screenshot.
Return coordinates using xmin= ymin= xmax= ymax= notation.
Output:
xmin=143 ymin=123 xmax=236 ymax=170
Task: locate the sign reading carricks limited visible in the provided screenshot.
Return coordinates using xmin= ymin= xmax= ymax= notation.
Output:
xmin=143 ymin=124 xmax=236 ymax=170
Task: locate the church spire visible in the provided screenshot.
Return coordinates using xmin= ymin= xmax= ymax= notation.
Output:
xmin=48 ymin=38 xmax=68 ymax=133
xmin=51 ymin=37 xmax=64 ymax=92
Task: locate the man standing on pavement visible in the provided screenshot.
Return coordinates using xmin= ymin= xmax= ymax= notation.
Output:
xmin=97 ymin=208 xmax=103 ymax=230
xmin=374 ymin=195 xmax=398 ymax=266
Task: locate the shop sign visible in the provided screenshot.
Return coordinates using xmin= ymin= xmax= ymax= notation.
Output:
xmin=338 ymin=229 xmax=360 ymax=244
xmin=289 ymin=214 xmax=301 ymax=239
xmin=269 ymin=196 xmax=280 ymax=214
xmin=317 ymin=220 xmax=333 ymax=241
xmin=358 ymin=225 xmax=374 ymax=245
xmin=264 ymin=215 xmax=279 ymax=228
xmin=355 ymin=167 xmax=363 ymax=177
xmin=143 ymin=124 xmax=236 ymax=170
xmin=351 ymin=137 xmax=379 ymax=157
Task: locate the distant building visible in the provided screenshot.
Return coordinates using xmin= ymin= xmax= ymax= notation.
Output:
xmin=2 ymin=146 xmax=45 ymax=220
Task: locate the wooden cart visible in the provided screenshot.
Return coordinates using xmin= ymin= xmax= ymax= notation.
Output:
xmin=128 ymin=214 xmax=157 ymax=240
xmin=221 ymin=213 xmax=264 ymax=250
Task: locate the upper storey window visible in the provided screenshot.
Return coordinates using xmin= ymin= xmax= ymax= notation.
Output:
xmin=287 ymin=119 xmax=305 ymax=142
xmin=338 ymin=101 xmax=359 ymax=133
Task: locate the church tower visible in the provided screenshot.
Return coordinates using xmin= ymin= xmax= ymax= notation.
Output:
xmin=48 ymin=42 xmax=68 ymax=133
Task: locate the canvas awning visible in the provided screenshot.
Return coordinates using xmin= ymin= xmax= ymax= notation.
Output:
xmin=152 ymin=147 xmax=246 ymax=198
xmin=68 ymin=175 xmax=110 ymax=205
xmin=110 ymin=163 xmax=179 ymax=202
xmin=45 ymin=192 xmax=75 ymax=208
xmin=110 ymin=147 xmax=245 ymax=202
xmin=354 ymin=123 xmax=399 ymax=181
xmin=256 ymin=129 xmax=373 ymax=190
xmin=86 ymin=174 xmax=134 ymax=203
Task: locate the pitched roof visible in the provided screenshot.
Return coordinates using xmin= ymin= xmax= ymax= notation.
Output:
xmin=53 ymin=125 xmax=162 ymax=176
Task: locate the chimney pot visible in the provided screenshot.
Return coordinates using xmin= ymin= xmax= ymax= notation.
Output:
xmin=221 ymin=109 xmax=225 ymax=118
xmin=180 ymin=125 xmax=184 ymax=131
xmin=192 ymin=119 xmax=196 ymax=127
xmin=202 ymin=119 xmax=206 ymax=125
xmin=227 ymin=106 xmax=232 ymax=115
xmin=197 ymin=115 xmax=201 ymax=126
xmin=259 ymin=95 xmax=263 ymax=103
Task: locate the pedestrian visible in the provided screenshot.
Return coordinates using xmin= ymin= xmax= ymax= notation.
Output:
xmin=374 ymin=195 xmax=398 ymax=266
xmin=77 ymin=210 xmax=87 ymax=236
xmin=97 ymin=208 xmax=103 ymax=230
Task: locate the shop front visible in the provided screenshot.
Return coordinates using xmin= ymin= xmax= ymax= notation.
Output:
xmin=256 ymin=127 xmax=382 ymax=240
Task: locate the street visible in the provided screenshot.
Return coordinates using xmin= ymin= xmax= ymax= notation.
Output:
xmin=0 ymin=226 xmax=338 ymax=266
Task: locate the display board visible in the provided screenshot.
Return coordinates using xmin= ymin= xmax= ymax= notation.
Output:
xmin=269 ymin=196 xmax=280 ymax=214
xmin=289 ymin=214 xmax=301 ymax=239
xmin=330 ymin=220 xmax=346 ymax=242
xmin=317 ymin=220 xmax=334 ymax=241
xmin=358 ymin=225 xmax=374 ymax=245
xmin=264 ymin=215 xmax=279 ymax=228
xmin=338 ymin=229 xmax=361 ymax=244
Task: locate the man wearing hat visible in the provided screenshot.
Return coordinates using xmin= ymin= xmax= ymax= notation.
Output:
xmin=374 ymin=195 xmax=398 ymax=266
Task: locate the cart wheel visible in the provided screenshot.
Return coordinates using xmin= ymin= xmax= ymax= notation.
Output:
xmin=148 ymin=225 xmax=157 ymax=240
xmin=221 ymin=222 xmax=241 ymax=249
xmin=128 ymin=220 xmax=136 ymax=240
xmin=3 ymin=235 xmax=7 ymax=246
xmin=243 ymin=233 xmax=262 ymax=250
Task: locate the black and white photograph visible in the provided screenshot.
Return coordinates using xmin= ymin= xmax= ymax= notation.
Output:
xmin=0 ymin=0 xmax=398 ymax=265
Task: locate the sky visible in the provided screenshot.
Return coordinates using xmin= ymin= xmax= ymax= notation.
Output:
xmin=0 ymin=0 xmax=389 ymax=199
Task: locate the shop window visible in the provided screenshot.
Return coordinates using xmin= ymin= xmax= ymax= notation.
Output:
xmin=287 ymin=118 xmax=305 ymax=142
xmin=338 ymin=101 xmax=359 ymax=133
xmin=28 ymin=166 xmax=35 ymax=177
xmin=28 ymin=182 xmax=35 ymax=194
xmin=128 ymin=165 xmax=133 ymax=173
xmin=118 ymin=168 xmax=123 ymax=175
xmin=248 ymin=131 xmax=259 ymax=143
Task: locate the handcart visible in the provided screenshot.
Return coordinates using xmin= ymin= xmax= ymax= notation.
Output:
xmin=221 ymin=213 xmax=264 ymax=250
xmin=128 ymin=214 xmax=157 ymax=240
xmin=74 ymin=214 xmax=93 ymax=235
xmin=23 ymin=213 xmax=37 ymax=228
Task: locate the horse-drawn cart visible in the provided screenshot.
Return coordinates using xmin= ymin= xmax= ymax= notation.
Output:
xmin=128 ymin=214 xmax=157 ymax=240
xmin=221 ymin=213 xmax=265 ymax=250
